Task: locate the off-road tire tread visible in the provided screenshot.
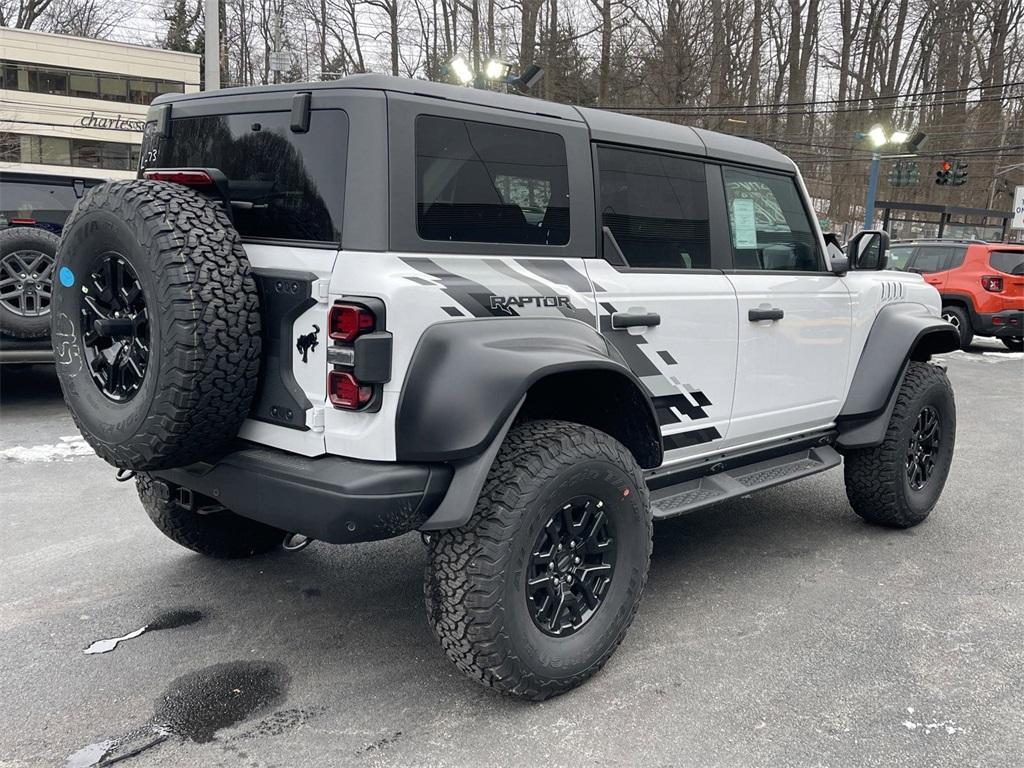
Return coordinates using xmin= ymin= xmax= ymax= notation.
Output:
xmin=0 ymin=227 xmax=60 ymax=338
xmin=843 ymin=362 xmax=954 ymax=528
xmin=425 ymin=420 xmax=651 ymax=700
xmin=136 ymin=473 xmax=283 ymax=558
xmin=56 ymin=180 xmax=261 ymax=470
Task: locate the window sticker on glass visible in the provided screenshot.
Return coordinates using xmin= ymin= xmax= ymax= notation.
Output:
xmin=731 ymin=198 xmax=758 ymax=249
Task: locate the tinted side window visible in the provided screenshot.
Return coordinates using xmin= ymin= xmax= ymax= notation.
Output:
xmin=947 ymin=246 xmax=967 ymax=269
xmin=989 ymin=250 xmax=1024 ymax=275
xmin=597 ymin=146 xmax=710 ymax=269
xmin=887 ymin=246 xmax=914 ymax=271
xmin=415 ymin=115 xmax=569 ymax=246
xmin=149 ymin=110 xmax=347 ymax=242
xmin=723 ymin=167 xmax=821 ymax=271
xmin=911 ymin=246 xmax=951 ymax=273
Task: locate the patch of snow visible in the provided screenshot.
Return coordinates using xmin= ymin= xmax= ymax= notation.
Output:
xmin=901 ymin=715 xmax=962 ymax=736
xmin=0 ymin=435 xmax=95 ymax=462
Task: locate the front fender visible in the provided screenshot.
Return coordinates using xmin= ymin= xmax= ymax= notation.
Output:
xmin=395 ymin=316 xmax=658 ymax=463
xmin=837 ymin=303 xmax=959 ymax=448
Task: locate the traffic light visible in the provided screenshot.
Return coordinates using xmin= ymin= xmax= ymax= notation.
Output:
xmin=888 ymin=160 xmax=903 ymax=186
xmin=952 ymin=160 xmax=968 ymax=186
xmin=935 ymin=159 xmax=953 ymax=185
xmin=888 ymin=160 xmax=921 ymax=187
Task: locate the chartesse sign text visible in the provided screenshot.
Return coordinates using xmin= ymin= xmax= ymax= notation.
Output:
xmin=79 ymin=112 xmax=146 ymax=133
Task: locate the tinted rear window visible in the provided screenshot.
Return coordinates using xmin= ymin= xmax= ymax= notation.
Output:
xmin=415 ymin=115 xmax=569 ymax=245
xmin=141 ymin=110 xmax=347 ymax=242
xmin=0 ymin=178 xmax=90 ymax=231
xmin=989 ymin=250 xmax=1024 ymax=275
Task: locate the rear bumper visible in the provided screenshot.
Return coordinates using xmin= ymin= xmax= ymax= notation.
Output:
xmin=153 ymin=445 xmax=453 ymax=544
xmin=975 ymin=310 xmax=1023 ymax=338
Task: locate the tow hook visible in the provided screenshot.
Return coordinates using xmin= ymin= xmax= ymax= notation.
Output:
xmin=282 ymin=533 xmax=314 ymax=552
xmin=115 ymin=468 xmax=137 ymax=482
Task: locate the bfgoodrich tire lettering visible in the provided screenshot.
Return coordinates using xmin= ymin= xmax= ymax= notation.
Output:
xmin=842 ymin=362 xmax=955 ymax=528
xmin=51 ymin=180 xmax=261 ymax=471
xmin=425 ymin=420 xmax=652 ymax=700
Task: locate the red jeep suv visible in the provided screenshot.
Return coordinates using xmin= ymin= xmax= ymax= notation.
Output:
xmin=888 ymin=240 xmax=1024 ymax=351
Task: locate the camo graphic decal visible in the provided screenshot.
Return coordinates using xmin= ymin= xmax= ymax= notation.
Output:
xmin=486 ymin=259 xmax=596 ymax=325
xmin=401 ymin=257 xmax=517 ymax=317
xmin=663 ymin=427 xmax=722 ymax=450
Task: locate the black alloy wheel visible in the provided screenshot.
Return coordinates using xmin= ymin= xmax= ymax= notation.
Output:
xmin=906 ymin=405 xmax=941 ymax=491
xmin=526 ymin=494 xmax=617 ymax=637
xmin=80 ymin=253 xmax=150 ymax=402
xmin=0 ymin=248 xmax=54 ymax=317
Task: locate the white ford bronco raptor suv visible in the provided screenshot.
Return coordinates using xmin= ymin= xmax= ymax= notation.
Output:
xmin=52 ymin=75 xmax=959 ymax=700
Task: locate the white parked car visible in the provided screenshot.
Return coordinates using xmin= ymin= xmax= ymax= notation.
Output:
xmin=51 ymin=75 xmax=959 ymax=700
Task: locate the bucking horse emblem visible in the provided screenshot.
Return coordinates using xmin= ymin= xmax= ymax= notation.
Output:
xmin=296 ymin=324 xmax=320 ymax=363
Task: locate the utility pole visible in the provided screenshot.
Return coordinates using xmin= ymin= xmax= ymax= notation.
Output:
xmin=863 ymin=153 xmax=880 ymax=229
xmin=204 ymin=0 xmax=220 ymax=90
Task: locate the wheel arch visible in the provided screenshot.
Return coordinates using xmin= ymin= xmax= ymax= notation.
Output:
xmin=402 ymin=317 xmax=662 ymax=532
xmin=517 ymin=368 xmax=662 ymax=469
xmin=836 ymin=303 xmax=958 ymax=449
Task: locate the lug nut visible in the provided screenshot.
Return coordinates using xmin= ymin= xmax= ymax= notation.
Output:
xmin=548 ymin=563 xmax=554 ymax=571
xmin=574 ymin=556 xmax=581 ymax=564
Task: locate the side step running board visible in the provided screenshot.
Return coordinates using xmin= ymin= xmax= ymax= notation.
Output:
xmin=649 ymin=446 xmax=841 ymax=520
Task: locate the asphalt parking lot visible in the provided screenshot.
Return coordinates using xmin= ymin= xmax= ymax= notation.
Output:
xmin=1 ymin=340 xmax=1021 ymax=768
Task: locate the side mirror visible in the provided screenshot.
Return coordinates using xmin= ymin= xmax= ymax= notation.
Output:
xmin=829 ymin=255 xmax=850 ymax=276
xmin=847 ymin=229 xmax=890 ymax=270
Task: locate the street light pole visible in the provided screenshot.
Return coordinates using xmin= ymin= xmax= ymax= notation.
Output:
xmin=864 ymin=151 xmax=880 ymax=229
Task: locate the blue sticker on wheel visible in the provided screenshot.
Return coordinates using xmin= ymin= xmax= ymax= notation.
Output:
xmin=59 ymin=266 xmax=75 ymax=287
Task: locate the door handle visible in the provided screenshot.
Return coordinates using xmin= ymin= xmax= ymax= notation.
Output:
xmin=611 ymin=312 xmax=661 ymax=329
xmin=748 ymin=308 xmax=784 ymax=322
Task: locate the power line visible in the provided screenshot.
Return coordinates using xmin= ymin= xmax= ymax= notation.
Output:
xmin=609 ymin=93 xmax=1021 ymax=119
xmin=598 ymin=81 xmax=1024 ymax=113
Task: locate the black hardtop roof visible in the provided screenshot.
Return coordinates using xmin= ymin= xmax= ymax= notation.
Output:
xmin=153 ymin=74 xmax=796 ymax=172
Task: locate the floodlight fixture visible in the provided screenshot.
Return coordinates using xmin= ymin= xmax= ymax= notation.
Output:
xmin=867 ymin=124 xmax=888 ymax=147
xmin=484 ymin=59 xmax=510 ymax=81
xmin=448 ymin=55 xmax=474 ymax=85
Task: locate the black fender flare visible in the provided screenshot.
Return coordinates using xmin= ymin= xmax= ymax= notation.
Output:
xmin=836 ymin=303 xmax=959 ymax=449
xmin=396 ymin=316 xmax=660 ymax=462
xmin=397 ymin=317 xmax=661 ymax=531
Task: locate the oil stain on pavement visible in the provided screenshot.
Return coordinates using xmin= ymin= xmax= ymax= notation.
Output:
xmin=83 ymin=608 xmax=204 ymax=655
xmin=63 ymin=660 xmax=290 ymax=767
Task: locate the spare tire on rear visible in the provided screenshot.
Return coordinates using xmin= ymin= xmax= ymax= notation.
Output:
xmin=52 ymin=180 xmax=261 ymax=471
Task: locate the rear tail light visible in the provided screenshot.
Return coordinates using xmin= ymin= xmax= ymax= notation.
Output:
xmin=9 ymin=218 xmax=37 ymax=225
xmin=328 ymin=371 xmax=373 ymax=409
xmin=143 ymin=169 xmax=215 ymax=187
xmin=981 ymin=275 xmax=1004 ymax=292
xmin=329 ymin=303 xmax=375 ymax=342
xmin=327 ymin=301 xmax=385 ymax=411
